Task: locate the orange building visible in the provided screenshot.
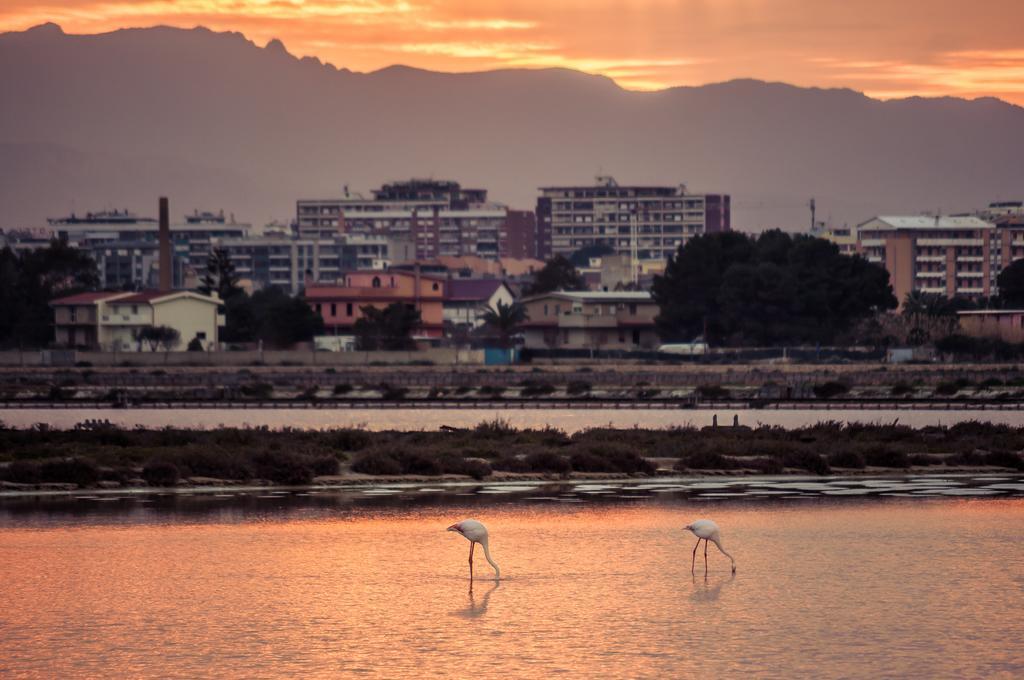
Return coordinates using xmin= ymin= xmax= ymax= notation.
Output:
xmin=304 ymin=270 xmax=446 ymax=338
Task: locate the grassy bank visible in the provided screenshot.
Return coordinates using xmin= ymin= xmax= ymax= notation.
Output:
xmin=1 ymin=419 xmax=1023 ymax=491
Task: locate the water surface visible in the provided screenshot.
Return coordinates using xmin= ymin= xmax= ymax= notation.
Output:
xmin=3 ymin=407 xmax=1023 ymax=432
xmin=2 ymin=494 xmax=1022 ymax=677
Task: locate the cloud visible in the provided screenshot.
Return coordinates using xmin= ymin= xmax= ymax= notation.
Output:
xmin=3 ymin=0 xmax=1024 ymax=103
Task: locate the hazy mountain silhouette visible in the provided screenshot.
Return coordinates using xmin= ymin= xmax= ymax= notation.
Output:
xmin=2 ymin=23 xmax=1023 ymax=231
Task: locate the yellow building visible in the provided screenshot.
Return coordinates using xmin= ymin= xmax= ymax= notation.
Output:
xmin=51 ymin=290 xmax=223 ymax=351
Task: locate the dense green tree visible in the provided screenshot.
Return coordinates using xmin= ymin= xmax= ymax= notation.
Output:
xmin=568 ymin=243 xmax=614 ymax=268
xmin=652 ymin=230 xmax=896 ymax=346
xmin=199 ymin=248 xmax=243 ymax=301
xmin=220 ymin=287 xmax=323 ymax=347
xmin=0 ymin=240 xmax=100 ymax=348
xmin=651 ymin=231 xmax=754 ymax=342
xmin=354 ymin=302 xmax=421 ymax=350
xmin=524 ymin=255 xmax=587 ymax=295
xmin=481 ymin=300 xmax=529 ymax=348
xmin=997 ymin=259 xmax=1024 ymax=307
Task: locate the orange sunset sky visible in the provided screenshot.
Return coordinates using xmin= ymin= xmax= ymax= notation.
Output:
xmin=3 ymin=0 xmax=1024 ymax=104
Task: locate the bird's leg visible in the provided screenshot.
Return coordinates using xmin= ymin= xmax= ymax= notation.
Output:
xmin=691 ymin=538 xmax=701 ymax=572
xmin=704 ymin=539 xmax=709 ymax=573
xmin=469 ymin=542 xmax=475 ymax=581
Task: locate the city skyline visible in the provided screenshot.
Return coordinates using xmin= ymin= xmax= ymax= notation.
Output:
xmin=3 ymin=1 xmax=1024 ymax=104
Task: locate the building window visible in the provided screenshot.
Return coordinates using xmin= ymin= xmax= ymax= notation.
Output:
xmin=372 ymin=277 xmax=381 ymax=288
xmin=131 ymin=305 xmax=138 ymax=314
xmin=69 ymin=307 xmax=77 ymax=323
xmin=331 ymin=303 xmax=337 ymax=316
xmin=544 ymin=304 xmax=548 ymax=316
xmin=196 ymin=332 xmax=206 ymax=340
xmin=432 ymin=282 xmax=439 ymax=291
xmin=346 ymin=303 xmax=353 ymax=316
xmin=316 ymin=304 xmax=322 ymax=314
xmin=629 ymin=303 xmax=638 ymax=315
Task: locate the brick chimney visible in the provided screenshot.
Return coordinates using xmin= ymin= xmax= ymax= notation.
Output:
xmin=158 ymin=196 xmax=171 ymax=291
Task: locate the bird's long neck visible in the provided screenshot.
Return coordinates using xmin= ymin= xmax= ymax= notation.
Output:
xmin=712 ymin=538 xmax=736 ymax=570
xmin=480 ymin=538 xmax=500 ymax=580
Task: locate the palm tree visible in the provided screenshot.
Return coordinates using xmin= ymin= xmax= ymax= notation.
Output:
xmin=481 ymin=300 xmax=528 ymax=348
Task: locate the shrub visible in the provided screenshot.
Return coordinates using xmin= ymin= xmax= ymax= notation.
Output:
xmin=524 ymin=451 xmax=571 ymax=474
xmin=812 ymin=382 xmax=849 ymax=399
xmin=636 ymin=388 xmax=661 ymax=399
xmin=566 ymin=381 xmax=591 ymax=396
xmin=241 ymin=382 xmax=274 ymax=399
xmin=311 ymin=455 xmax=340 ymax=476
xmin=681 ymin=450 xmax=739 ymax=470
xmin=380 ymin=384 xmax=408 ymax=400
xmin=780 ymin=450 xmax=831 ymax=475
xmin=750 ymin=457 xmax=785 ymax=474
xmin=332 ymin=383 xmax=352 ymax=395
xmin=521 ymin=381 xmax=555 ymax=397
xmin=251 ymin=450 xmax=314 ymax=485
xmin=828 ymin=449 xmax=866 ymax=469
xmin=697 ymin=385 xmax=730 ymax=400
xmin=396 ymin=451 xmax=443 ymax=476
xmin=176 ymin=449 xmax=253 ymax=480
xmin=474 ymin=418 xmax=517 ymax=439
xmin=2 ymin=460 xmax=41 ymax=484
xmin=74 ymin=361 xmax=93 ymax=368
xmin=351 ymin=450 xmax=402 ymax=475
xmin=491 ymin=454 xmax=530 ymax=472
xmin=890 ymin=383 xmax=914 ymax=396
xmin=862 ymin=445 xmax=909 ymax=468
xmin=39 ymin=457 xmax=100 ymax=486
xmin=570 ymin=446 xmax=656 ymax=474
xmin=909 ymin=453 xmax=941 ymax=466
xmin=329 ymin=428 xmax=370 ymax=451
xmin=479 ymin=385 xmax=506 ymax=397
xmin=435 ymin=453 xmax=491 ymax=480
xmin=984 ymin=450 xmax=1024 ymax=470
xmin=142 ymin=459 xmax=180 ymax=486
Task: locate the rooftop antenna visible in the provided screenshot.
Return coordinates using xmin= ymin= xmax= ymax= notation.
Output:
xmin=809 ymin=198 xmax=816 ymax=233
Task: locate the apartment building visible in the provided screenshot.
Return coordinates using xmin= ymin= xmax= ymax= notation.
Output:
xmin=304 ymin=270 xmax=447 ymax=339
xmin=296 ymin=180 xmax=538 ymax=260
xmin=856 ymin=216 xmax=999 ymax=303
xmin=535 ymin=176 xmax=730 ymax=262
xmin=46 ymin=209 xmax=251 ymax=289
xmin=210 ymin=234 xmax=413 ymax=294
xmin=519 ymin=291 xmax=660 ymax=350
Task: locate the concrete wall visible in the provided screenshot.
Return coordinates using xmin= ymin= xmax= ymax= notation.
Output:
xmin=0 ymin=348 xmax=486 ymax=367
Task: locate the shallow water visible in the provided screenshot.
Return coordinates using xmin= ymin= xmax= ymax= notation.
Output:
xmin=3 ymin=407 xmax=1023 ymax=432
xmin=2 ymin=493 xmax=1022 ymax=677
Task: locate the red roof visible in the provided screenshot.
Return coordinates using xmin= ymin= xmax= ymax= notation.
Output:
xmin=116 ymin=290 xmax=174 ymax=304
xmin=49 ymin=291 xmax=125 ymax=305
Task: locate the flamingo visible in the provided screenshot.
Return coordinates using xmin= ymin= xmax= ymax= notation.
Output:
xmin=447 ymin=519 xmax=500 ymax=581
xmin=684 ymin=519 xmax=736 ymax=574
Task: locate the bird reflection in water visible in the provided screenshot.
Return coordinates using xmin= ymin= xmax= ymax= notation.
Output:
xmin=689 ymin=572 xmax=735 ymax=603
xmin=455 ymin=581 xmax=500 ymax=619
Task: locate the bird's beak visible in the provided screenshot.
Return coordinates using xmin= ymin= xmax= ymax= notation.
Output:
xmin=446 ymin=524 xmax=459 ymax=532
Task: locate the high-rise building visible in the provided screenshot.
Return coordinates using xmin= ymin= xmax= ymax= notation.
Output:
xmin=535 ymin=176 xmax=730 ymax=262
xmin=856 ymin=215 xmax=1000 ymax=303
xmin=46 ymin=209 xmax=251 ymax=289
xmin=296 ymin=179 xmax=537 ymax=259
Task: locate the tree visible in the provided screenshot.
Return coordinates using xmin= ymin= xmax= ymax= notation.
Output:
xmin=481 ymin=300 xmax=528 ymax=348
xmin=997 ymin=259 xmax=1024 ymax=307
xmin=353 ymin=303 xmax=421 ymax=350
xmin=187 ymin=336 xmax=204 ymax=351
xmin=219 ymin=287 xmax=324 ymax=347
xmin=135 ymin=325 xmax=180 ymax=352
xmin=568 ymin=243 xmax=614 ymax=268
xmin=524 ymin=255 xmax=587 ymax=295
xmin=252 ymin=287 xmax=324 ymax=348
xmin=199 ymin=248 xmax=242 ymax=302
xmin=652 ymin=230 xmax=896 ymax=346
xmin=651 ymin=231 xmax=755 ymax=343
xmin=0 ymin=240 xmax=100 ymax=349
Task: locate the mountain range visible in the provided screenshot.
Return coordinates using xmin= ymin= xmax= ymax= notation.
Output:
xmin=2 ymin=22 xmax=1023 ymax=231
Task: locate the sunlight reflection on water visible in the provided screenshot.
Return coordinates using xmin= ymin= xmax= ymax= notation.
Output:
xmin=1 ymin=497 xmax=1023 ymax=677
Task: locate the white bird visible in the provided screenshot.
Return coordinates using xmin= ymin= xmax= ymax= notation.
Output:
xmin=684 ymin=519 xmax=736 ymax=573
xmin=447 ymin=519 xmax=500 ymax=581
